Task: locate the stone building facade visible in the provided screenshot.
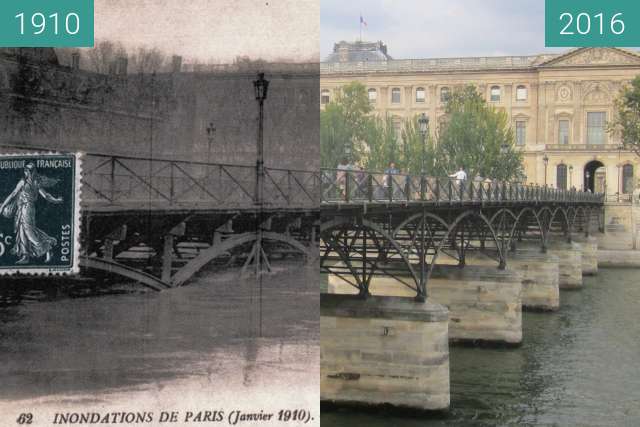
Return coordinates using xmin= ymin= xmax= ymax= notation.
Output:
xmin=321 ymin=41 xmax=640 ymax=196
xmin=0 ymin=48 xmax=319 ymax=172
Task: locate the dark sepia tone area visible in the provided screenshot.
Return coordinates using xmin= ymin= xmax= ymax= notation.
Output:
xmin=0 ymin=0 xmax=320 ymax=420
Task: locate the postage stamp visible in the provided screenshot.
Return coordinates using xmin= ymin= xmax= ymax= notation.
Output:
xmin=0 ymin=153 xmax=81 ymax=275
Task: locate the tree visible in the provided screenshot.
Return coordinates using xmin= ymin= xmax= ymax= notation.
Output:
xmin=362 ymin=115 xmax=397 ymax=171
xmin=435 ymin=86 xmax=523 ymax=180
xmin=320 ymin=82 xmax=373 ymax=168
xmin=399 ymin=115 xmax=437 ymax=175
xmin=608 ymin=75 xmax=640 ymax=157
xmin=129 ymin=47 xmax=166 ymax=74
xmin=83 ymin=40 xmax=126 ymax=74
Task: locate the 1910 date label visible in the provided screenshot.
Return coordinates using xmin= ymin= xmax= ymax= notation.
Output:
xmin=0 ymin=0 xmax=93 ymax=47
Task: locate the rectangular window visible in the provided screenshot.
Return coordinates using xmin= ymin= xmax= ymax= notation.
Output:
xmin=490 ymin=86 xmax=501 ymax=102
xmin=558 ymin=120 xmax=570 ymax=144
xmin=368 ymin=89 xmax=377 ymax=103
xmin=391 ymin=88 xmax=401 ymax=104
xmin=516 ymin=121 xmax=526 ymax=146
xmin=415 ymin=88 xmax=426 ymax=103
xmin=587 ymin=112 xmax=606 ymax=145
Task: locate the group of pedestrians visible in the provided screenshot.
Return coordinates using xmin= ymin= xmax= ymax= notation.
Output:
xmin=334 ymin=159 xmax=473 ymax=201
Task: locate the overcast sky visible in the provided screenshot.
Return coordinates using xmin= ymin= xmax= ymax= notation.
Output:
xmin=95 ymin=0 xmax=319 ymax=63
xmin=321 ymin=0 xmax=567 ymax=59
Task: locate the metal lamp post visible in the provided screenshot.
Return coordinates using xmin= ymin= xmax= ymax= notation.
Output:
xmin=254 ymin=73 xmax=269 ymax=206
xmin=417 ymin=113 xmax=429 ymax=301
xmin=543 ymin=154 xmax=549 ymax=186
xmin=418 ymin=113 xmax=429 ymax=175
xmin=252 ymin=72 xmax=269 ymax=337
xmin=206 ymin=122 xmax=216 ymax=164
xmin=569 ymin=165 xmax=573 ymax=189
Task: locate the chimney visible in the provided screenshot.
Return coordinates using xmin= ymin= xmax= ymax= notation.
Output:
xmin=116 ymin=56 xmax=128 ymax=75
xmin=71 ymin=52 xmax=80 ymax=70
xmin=171 ymin=55 xmax=182 ymax=73
xmin=337 ymin=42 xmax=349 ymax=62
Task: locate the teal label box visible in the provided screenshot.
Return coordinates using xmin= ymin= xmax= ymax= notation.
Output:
xmin=546 ymin=0 xmax=640 ymax=47
xmin=0 ymin=0 xmax=93 ymax=47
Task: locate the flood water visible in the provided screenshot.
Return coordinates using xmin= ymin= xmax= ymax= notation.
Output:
xmin=322 ymin=268 xmax=640 ymax=427
xmin=0 ymin=263 xmax=319 ymax=421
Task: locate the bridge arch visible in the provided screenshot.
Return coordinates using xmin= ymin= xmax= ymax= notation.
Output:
xmin=321 ymin=217 xmax=420 ymax=298
xmin=507 ymin=207 xmax=546 ymax=251
xmin=393 ymin=210 xmax=507 ymax=275
xmin=171 ymin=231 xmax=314 ymax=287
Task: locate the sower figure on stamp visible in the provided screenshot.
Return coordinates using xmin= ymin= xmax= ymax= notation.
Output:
xmin=0 ymin=162 xmax=63 ymax=264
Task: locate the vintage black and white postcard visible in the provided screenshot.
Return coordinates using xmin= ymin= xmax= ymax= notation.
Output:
xmin=0 ymin=1 xmax=319 ymax=425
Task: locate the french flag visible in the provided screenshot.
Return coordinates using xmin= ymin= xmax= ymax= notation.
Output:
xmin=360 ymin=15 xmax=367 ymax=27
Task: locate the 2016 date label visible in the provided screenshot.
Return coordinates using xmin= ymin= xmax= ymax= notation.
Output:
xmin=546 ymin=0 xmax=640 ymax=47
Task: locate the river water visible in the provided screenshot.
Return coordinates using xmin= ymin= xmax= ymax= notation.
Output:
xmin=322 ymin=268 xmax=640 ymax=427
xmin=0 ymin=263 xmax=319 ymax=423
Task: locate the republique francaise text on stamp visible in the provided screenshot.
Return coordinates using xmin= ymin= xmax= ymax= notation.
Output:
xmin=0 ymin=153 xmax=81 ymax=275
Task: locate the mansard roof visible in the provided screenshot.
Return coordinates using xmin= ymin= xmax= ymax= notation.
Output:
xmin=321 ymin=44 xmax=640 ymax=75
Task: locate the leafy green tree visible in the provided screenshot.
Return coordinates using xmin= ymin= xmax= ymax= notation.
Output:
xmin=608 ymin=75 xmax=640 ymax=157
xmin=399 ymin=115 xmax=437 ymax=175
xmin=362 ymin=115 xmax=397 ymax=171
xmin=435 ymin=86 xmax=523 ymax=180
xmin=320 ymin=82 xmax=373 ymax=168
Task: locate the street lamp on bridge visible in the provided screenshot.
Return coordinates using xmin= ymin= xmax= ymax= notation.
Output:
xmin=252 ymin=72 xmax=270 ymax=337
xmin=569 ymin=165 xmax=574 ymax=189
xmin=253 ymin=72 xmax=269 ymax=206
xmin=206 ymin=122 xmax=216 ymax=164
xmin=543 ymin=154 xmax=549 ymax=186
xmin=418 ymin=113 xmax=429 ymax=175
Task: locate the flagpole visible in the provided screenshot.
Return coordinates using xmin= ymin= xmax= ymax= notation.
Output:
xmin=359 ymin=13 xmax=362 ymax=42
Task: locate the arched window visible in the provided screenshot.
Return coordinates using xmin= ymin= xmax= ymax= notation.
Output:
xmin=415 ymin=87 xmax=426 ymax=103
xmin=391 ymin=88 xmax=401 ymax=104
xmin=556 ymin=164 xmax=568 ymax=190
xmin=368 ymin=88 xmax=377 ymax=103
xmin=516 ymin=85 xmax=527 ymax=101
xmin=321 ymin=89 xmax=330 ymax=105
xmin=490 ymin=86 xmax=501 ymax=102
xmin=623 ymin=164 xmax=634 ymax=194
xmin=440 ymin=87 xmax=450 ymax=103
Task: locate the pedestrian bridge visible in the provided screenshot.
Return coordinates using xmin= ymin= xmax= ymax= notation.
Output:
xmin=320 ymin=168 xmax=604 ymax=300
xmin=320 ymin=168 xmax=606 ymax=411
xmin=0 ymin=144 xmax=320 ymax=290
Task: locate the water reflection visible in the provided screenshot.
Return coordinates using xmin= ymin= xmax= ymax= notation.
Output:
xmin=0 ymin=262 xmax=319 ymax=412
xmin=322 ymin=268 xmax=640 ymax=426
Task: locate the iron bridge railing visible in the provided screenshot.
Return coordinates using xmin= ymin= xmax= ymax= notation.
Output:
xmin=82 ymin=154 xmax=319 ymax=209
xmin=322 ymin=169 xmax=604 ymax=205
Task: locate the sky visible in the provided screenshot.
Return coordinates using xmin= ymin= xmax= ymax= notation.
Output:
xmin=321 ymin=0 xmax=566 ymax=60
xmin=94 ymin=0 xmax=319 ymax=63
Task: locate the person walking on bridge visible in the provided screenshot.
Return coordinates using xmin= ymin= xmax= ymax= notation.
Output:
xmin=449 ymin=166 xmax=467 ymax=200
xmin=384 ymin=162 xmax=399 ymax=199
xmin=449 ymin=165 xmax=467 ymax=182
